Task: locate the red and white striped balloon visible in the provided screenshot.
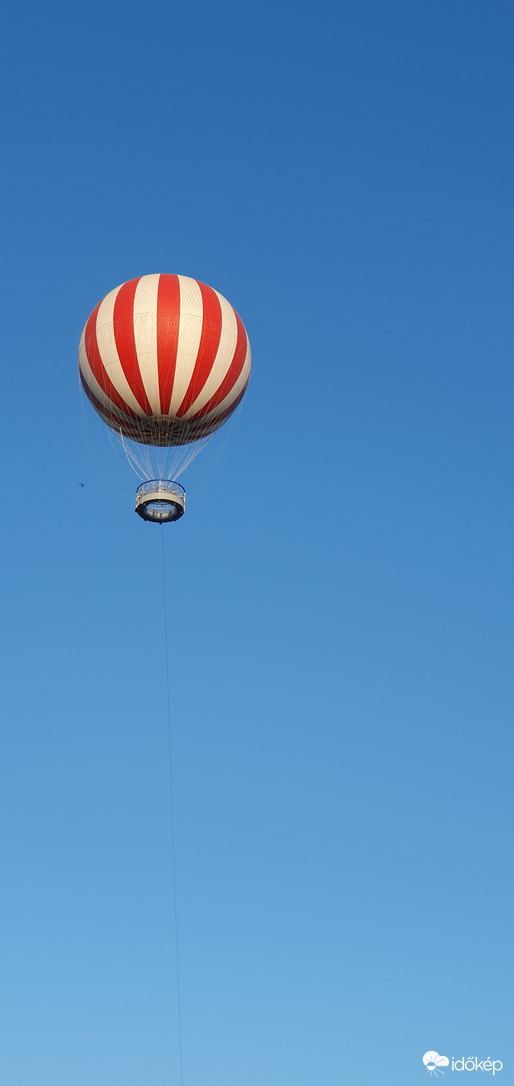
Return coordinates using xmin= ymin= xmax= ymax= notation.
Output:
xmin=79 ymin=274 xmax=251 ymax=446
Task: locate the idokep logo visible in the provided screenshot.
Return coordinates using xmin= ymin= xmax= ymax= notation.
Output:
xmin=422 ymin=1051 xmax=504 ymax=1077
xmin=424 ymin=1052 xmax=450 ymax=1077
xmin=450 ymin=1057 xmax=503 ymax=1075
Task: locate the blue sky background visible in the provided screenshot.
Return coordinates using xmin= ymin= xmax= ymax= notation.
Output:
xmin=1 ymin=1 xmax=513 ymax=1083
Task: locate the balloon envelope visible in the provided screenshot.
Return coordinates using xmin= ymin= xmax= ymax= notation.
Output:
xmin=79 ymin=274 xmax=251 ymax=448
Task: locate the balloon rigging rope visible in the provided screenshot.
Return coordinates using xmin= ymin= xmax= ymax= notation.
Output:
xmin=161 ymin=527 xmax=184 ymax=1086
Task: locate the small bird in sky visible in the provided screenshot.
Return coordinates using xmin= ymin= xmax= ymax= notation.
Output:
xmin=79 ymin=482 xmax=85 ymax=487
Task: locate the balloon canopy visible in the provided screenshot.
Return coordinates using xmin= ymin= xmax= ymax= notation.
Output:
xmin=79 ymin=273 xmax=251 ymax=450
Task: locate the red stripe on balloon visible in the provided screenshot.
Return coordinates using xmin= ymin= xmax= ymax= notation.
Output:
xmin=83 ymin=302 xmax=139 ymax=421
xmin=185 ymin=378 xmax=249 ymax=436
xmin=157 ymin=274 xmax=181 ymax=414
xmin=176 ymin=281 xmax=222 ymax=417
xmin=113 ymin=278 xmax=153 ymax=415
xmin=79 ymin=369 xmax=138 ymax=427
xmin=189 ymin=310 xmax=248 ymax=421
xmin=80 ymin=371 xmax=138 ymax=430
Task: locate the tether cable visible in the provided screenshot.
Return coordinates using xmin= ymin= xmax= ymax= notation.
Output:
xmin=160 ymin=525 xmax=184 ymax=1086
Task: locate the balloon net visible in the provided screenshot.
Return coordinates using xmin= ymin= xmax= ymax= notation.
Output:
xmin=118 ymin=430 xmax=213 ymax=483
xmin=80 ymin=378 xmax=244 ymax=492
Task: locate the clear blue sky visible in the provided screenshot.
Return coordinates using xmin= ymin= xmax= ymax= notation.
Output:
xmin=1 ymin=1 xmax=512 ymax=1083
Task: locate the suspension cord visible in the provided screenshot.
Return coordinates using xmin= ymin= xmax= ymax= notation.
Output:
xmin=160 ymin=525 xmax=184 ymax=1086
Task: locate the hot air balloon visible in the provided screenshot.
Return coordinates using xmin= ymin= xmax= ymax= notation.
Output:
xmin=79 ymin=274 xmax=251 ymax=522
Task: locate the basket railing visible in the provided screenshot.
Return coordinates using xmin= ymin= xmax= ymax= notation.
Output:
xmin=136 ymin=479 xmax=185 ymax=500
